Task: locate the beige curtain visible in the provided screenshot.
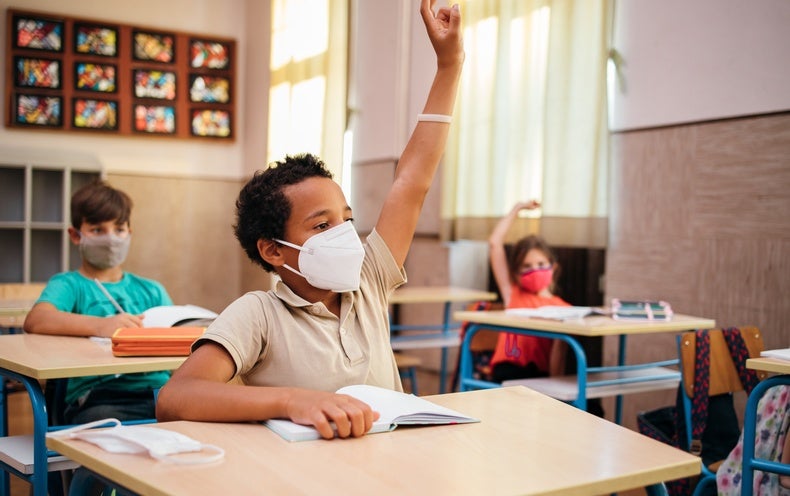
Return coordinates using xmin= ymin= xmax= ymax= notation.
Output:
xmin=267 ymin=0 xmax=348 ymax=178
xmin=442 ymin=0 xmax=610 ymax=248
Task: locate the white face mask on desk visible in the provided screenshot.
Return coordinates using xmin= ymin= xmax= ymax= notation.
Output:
xmin=48 ymin=418 xmax=225 ymax=465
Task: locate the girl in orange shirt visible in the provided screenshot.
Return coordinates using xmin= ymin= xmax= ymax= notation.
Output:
xmin=488 ymin=201 xmax=569 ymax=382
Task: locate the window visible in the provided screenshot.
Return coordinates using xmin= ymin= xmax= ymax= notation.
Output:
xmin=443 ymin=0 xmax=610 ymax=245
xmin=268 ymin=0 xmax=348 ymax=178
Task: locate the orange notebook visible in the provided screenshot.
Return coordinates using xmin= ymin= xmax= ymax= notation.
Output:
xmin=111 ymin=327 xmax=206 ymax=357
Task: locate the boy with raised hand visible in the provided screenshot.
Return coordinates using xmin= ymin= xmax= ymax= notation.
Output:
xmin=156 ymin=0 xmax=464 ymax=440
xmin=24 ymin=179 xmax=173 ymax=424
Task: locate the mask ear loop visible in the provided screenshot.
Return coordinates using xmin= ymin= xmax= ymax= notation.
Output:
xmin=47 ymin=418 xmax=122 ymax=438
xmin=150 ymin=444 xmax=226 ymax=465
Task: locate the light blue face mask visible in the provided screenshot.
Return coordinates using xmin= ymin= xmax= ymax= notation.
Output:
xmin=79 ymin=232 xmax=131 ymax=269
xmin=275 ymin=221 xmax=365 ymax=292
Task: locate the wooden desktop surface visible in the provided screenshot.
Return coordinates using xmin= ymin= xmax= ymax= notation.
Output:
xmin=390 ymin=286 xmax=497 ymax=305
xmin=47 ymin=387 xmax=700 ymax=496
xmin=453 ymin=310 xmax=715 ymax=337
xmin=0 ymin=299 xmax=35 ymax=328
xmin=0 ymin=334 xmax=186 ymax=380
xmin=747 ymin=357 xmax=790 ymax=375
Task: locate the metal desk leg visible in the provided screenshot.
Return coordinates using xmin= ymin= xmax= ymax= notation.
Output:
xmin=439 ymin=302 xmax=452 ymax=394
xmin=1 ymin=372 xmax=8 ymax=496
xmin=0 ymin=369 xmax=51 ymax=496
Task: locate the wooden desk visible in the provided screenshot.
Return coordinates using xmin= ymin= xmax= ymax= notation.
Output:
xmin=47 ymin=386 xmax=701 ymax=496
xmin=389 ymin=286 xmax=497 ymax=393
xmin=0 ymin=283 xmax=45 ymax=331
xmin=0 ymin=333 xmax=186 ymax=496
xmin=454 ymin=310 xmax=715 ymax=422
xmin=741 ymin=356 xmax=790 ymax=496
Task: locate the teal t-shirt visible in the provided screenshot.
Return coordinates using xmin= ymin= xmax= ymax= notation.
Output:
xmin=37 ymin=271 xmax=174 ymax=405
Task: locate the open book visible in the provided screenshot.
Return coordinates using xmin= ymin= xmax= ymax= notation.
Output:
xmin=761 ymin=348 xmax=790 ymax=361
xmin=264 ymin=384 xmax=479 ymax=442
xmin=505 ymin=306 xmax=593 ymax=321
xmin=141 ymin=304 xmax=218 ymax=328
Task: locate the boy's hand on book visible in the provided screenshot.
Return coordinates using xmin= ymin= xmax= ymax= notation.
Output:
xmin=284 ymin=390 xmax=381 ymax=439
xmin=97 ymin=313 xmax=144 ymax=337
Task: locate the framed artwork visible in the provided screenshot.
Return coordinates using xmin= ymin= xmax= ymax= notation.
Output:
xmin=6 ymin=9 xmax=235 ymax=139
xmin=72 ymin=98 xmax=118 ymax=130
xmin=75 ymin=62 xmax=117 ymax=92
xmin=191 ymin=109 xmax=231 ymax=138
xmin=133 ymin=104 xmax=176 ymax=134
xmin=14 ymin=57 xmax=61 ymax=89
xmin=74 ymin=23 xmax=118 ymax=57
xmin=134 ymin=69 xmax=176 ymax=100
xmin=14 ymin=94 xmax=62 ymax=127
xmin=190 ymin=39 xmax=230 ymax=69
xmin=189 ymin=75 xmax=230 ymax=103
xmin=133 ymin=31 xmax=175 ymax=63
xmin=13 ymin=15 xmax=64 ymax=52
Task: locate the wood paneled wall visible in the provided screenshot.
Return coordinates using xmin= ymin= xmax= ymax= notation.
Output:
xmin=107 ymin=173 xmax=248 ymax=314
xmin=605 ymin=111 xmax=790 ymax=429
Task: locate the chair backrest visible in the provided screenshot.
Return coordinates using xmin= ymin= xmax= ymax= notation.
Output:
xmin=679 ymin=326 xmax=767 ymax=398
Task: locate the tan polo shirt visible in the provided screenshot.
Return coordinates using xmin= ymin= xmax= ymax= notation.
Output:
xmin=195 ymin=228 xmax=406 ymax=392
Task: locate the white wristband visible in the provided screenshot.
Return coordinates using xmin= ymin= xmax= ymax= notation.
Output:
xmin=417 ymin=113 xmax=452 ymax=123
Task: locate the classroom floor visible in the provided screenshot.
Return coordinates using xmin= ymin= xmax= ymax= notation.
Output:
xmin=5 ymin=371 xmax=648 ymax=496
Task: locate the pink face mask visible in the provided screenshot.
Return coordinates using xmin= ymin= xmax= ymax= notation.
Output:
xmin=519 ymin=267 xmax=554 ymax=293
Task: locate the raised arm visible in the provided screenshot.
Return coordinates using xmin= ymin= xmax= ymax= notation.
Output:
xmin=375 ymin=0 xmax=464 ymax=267
xmin=489 ymin=201 xmax=539 ymax=307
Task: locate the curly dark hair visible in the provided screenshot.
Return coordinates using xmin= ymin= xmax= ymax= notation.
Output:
xmin=507 ymin=234 xmax=560 ymax=287
xmin=234 ymin=153 xmax=334 ymax=272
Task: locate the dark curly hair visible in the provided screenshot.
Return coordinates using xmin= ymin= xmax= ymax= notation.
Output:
xmin=508 ymin=234 xmax=560 ymax=288
xmin=234 ymin=153 xmax=334 ymax=272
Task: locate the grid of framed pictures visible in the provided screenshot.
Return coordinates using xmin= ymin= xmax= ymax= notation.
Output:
xmin=5 ymin=9 xmax=235 ymax=140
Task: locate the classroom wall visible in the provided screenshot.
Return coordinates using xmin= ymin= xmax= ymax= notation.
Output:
xmin=0 ymin=0 xmax=272 ymax=312
xmin=604 ymin=0 xmax=790 ymax=429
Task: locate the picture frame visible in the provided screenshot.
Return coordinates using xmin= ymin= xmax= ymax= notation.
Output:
xmin=13 ymin=14 xmax=64 ymax=52
xmin=189 ymin=74 xmax=230 ymax=103
xmin=134 ymin=69 xmax=176 ymax=100
xmin=74 ymin=23 xmax=118 ymax=57
xmin=133 ymin=30 xmax=175 ymax=63
xmin=72 ymin=98 xmax=118 ymax=130
xmin=13 ymin=94 xmax=62 ymax=127
xmin=133 ymin=104 xmax=176 ymax=134
xmin=190 ymin=39 xmax=230 ymax=69
xmin=190 ymin=109 xmax=231 ymax=138
xmin=5 ymin=9 xmax=235 ymax=139
xmin=14 ymin=56 xmax=61 ymax=89
xmin=75 ymin=62 xmax=117 ymax=93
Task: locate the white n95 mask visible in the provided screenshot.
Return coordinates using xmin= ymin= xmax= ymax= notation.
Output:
xmin=275 ymin=220 xmax=365 ymax=292
xmin=47 ymin=418 xmax=224 ymax=465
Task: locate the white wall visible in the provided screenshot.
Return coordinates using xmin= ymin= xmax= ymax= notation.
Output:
xmin=608 ymin=0 xmax=790 ymax=131
xmin=0 ymin=0 xmax=254 ymax=179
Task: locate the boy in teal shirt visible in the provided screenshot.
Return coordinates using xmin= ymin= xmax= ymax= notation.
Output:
xmin=24 ymin=179 xmax=172 ymax=424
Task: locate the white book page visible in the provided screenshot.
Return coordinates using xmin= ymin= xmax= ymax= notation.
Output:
xmin=141 ymin=304 xmax=218 ymax=328
xmin=335 ymin=384 xmax=476 ymax=425
xmin=761 ymin=349 xmax=790 ymax=361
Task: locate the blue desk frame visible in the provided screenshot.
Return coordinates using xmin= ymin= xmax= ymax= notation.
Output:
xmin=458 ymin=324 xmax=681 ymax=424
xmin=741 ymin=374 xmax=790 ymax=496
xmin=1 ymin=368 xmax=50 ymax=496
xmin=390 ymin=301 xmax=457 ymax=394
